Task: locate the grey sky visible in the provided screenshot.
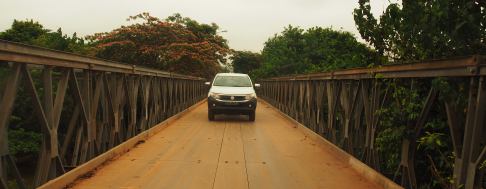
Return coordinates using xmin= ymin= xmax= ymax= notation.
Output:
xmin=0 ymin=0 xmax=393 ymax=52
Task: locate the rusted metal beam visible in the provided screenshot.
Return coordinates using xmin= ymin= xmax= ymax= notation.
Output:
xmin=0 ymin=63 xmax=24 ymax=189
xmin=0 ymin=40 xmax=203 ymax=80
xmin=263 ymin=55 xmax=486 ymax=81
xmin=0 ymin=64 xmax=21 ymax=157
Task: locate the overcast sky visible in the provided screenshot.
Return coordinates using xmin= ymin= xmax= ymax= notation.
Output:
xmin=0 ymin=0 xmax=394 ymax=52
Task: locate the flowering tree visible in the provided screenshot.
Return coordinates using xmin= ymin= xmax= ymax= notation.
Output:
xmin=89 ymin=13 xmax=231 ymax=78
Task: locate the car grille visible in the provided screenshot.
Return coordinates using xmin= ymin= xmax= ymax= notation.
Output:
xmin=220 ymin=95 xmax=246 ymax=101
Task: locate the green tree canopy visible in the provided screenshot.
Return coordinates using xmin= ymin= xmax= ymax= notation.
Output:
xmin=0 ymin=19 xmax=88 ymax=54
xmin=88 ymin=13 xmax=231 ymax=78
xmin=252 ymin=25 xmax=380 ymax=79
xmin=231 ymin=51 xmax=262 ymax=74
xmin=354 ymin=0 xmax=486 ymax=61
xmin=0 ymin=19 xmax=47 ymax=43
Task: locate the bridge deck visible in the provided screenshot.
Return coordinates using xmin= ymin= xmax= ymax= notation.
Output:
xmin=69 ymin=101 xmax=381 ymax=189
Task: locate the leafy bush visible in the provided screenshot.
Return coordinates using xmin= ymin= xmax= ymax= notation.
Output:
xmin=8 ymin=128 xmax=42 ymax=155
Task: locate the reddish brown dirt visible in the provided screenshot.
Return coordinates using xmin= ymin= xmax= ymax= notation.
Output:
xmin=70 ymin=101 xmax=382 ymax=189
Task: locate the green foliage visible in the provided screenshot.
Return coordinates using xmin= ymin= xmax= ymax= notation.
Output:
xmin=166 ymin=13 xmax=221 ymax=39
xmin=231 ymin=51 xmax=262 ymax=74
xmin=420 ymin=119 xmax=455 ymax=188
xmin=418 ymin=132 xmax=445 ymax=150
xmin=374 ymin=73 xmax=385 ymax=79
xmin=252 ymin=25 xmax=381 ymax=79
xmin=0 ymin=19 xmax=47 ymax=43
xmin=375 ymin=80 xmax=424 ymax=175
xmin=32 ymin=29 xmax=89 ymax=54
xmin=432 ymin=77 xmax=468 ymax=108
xmin=354 ymin=0 xmax=486 ymax=61
xmin=375 ymin=125 xmax=406 ymax=172
xmin=375 ymin=78 xmax=458 ymax=187
xmin=8 ymin=128 xmax=42 ymax=155
xmin=0 ymin=19 xmax=89 ymax=54
xmin=8 ymin=180 xmax=20 ymax=189
xmin=480 ymin=160 xmax=486 ymax=170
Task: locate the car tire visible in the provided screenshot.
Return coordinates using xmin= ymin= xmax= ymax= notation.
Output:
xmin=249 ymin=110 xmax=255 ymax=122
xmin=208 ymin=110 xmax=215 ymax=121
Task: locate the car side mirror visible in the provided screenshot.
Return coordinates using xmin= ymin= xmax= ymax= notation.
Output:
xmin=204 ymin=82 xmax=211 ymax=85
xmin=254 ymin=83 xmax=261 ymax=88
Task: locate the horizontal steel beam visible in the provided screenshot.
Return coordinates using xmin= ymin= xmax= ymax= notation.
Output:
xmin=0 ymin=40 xmax=204 ymax=80
xmin=263 ymin=55 xmax=486 ymax=81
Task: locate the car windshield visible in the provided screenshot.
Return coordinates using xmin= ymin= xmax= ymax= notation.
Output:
xmin=213 ymin=76 xmax=252 ymax=87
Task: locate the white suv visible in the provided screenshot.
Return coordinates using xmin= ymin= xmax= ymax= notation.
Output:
xmin=206 ymin=73 xmax=260 ymax=121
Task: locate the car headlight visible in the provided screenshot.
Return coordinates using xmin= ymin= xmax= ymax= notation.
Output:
xmin=245 ymin=93 xmax=257 ymax=100
xmin=209 ymin=92 xmax=221 ymax=99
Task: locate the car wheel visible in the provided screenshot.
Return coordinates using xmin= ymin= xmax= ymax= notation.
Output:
xmin=208 ymin=110 xmax=215 ymax=121
xmin=249 ymin=110 xmax=255 ymax=122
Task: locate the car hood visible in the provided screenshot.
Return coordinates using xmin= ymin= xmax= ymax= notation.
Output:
xmin=209 ymin=86 xmax=255 ymax=95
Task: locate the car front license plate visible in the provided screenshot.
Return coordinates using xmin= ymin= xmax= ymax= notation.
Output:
xmin=224 ymin=101 xmax=239 ymax=105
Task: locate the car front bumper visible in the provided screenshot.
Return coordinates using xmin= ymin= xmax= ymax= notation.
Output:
xmin=207 ymin=97 xmax=257 ymax=114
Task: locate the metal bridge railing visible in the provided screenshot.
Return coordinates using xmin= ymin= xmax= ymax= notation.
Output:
xmin=0 ymin=40 xmax=208 ymax=188
xmin=258 ymin=55 xmax=486 ymax=189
